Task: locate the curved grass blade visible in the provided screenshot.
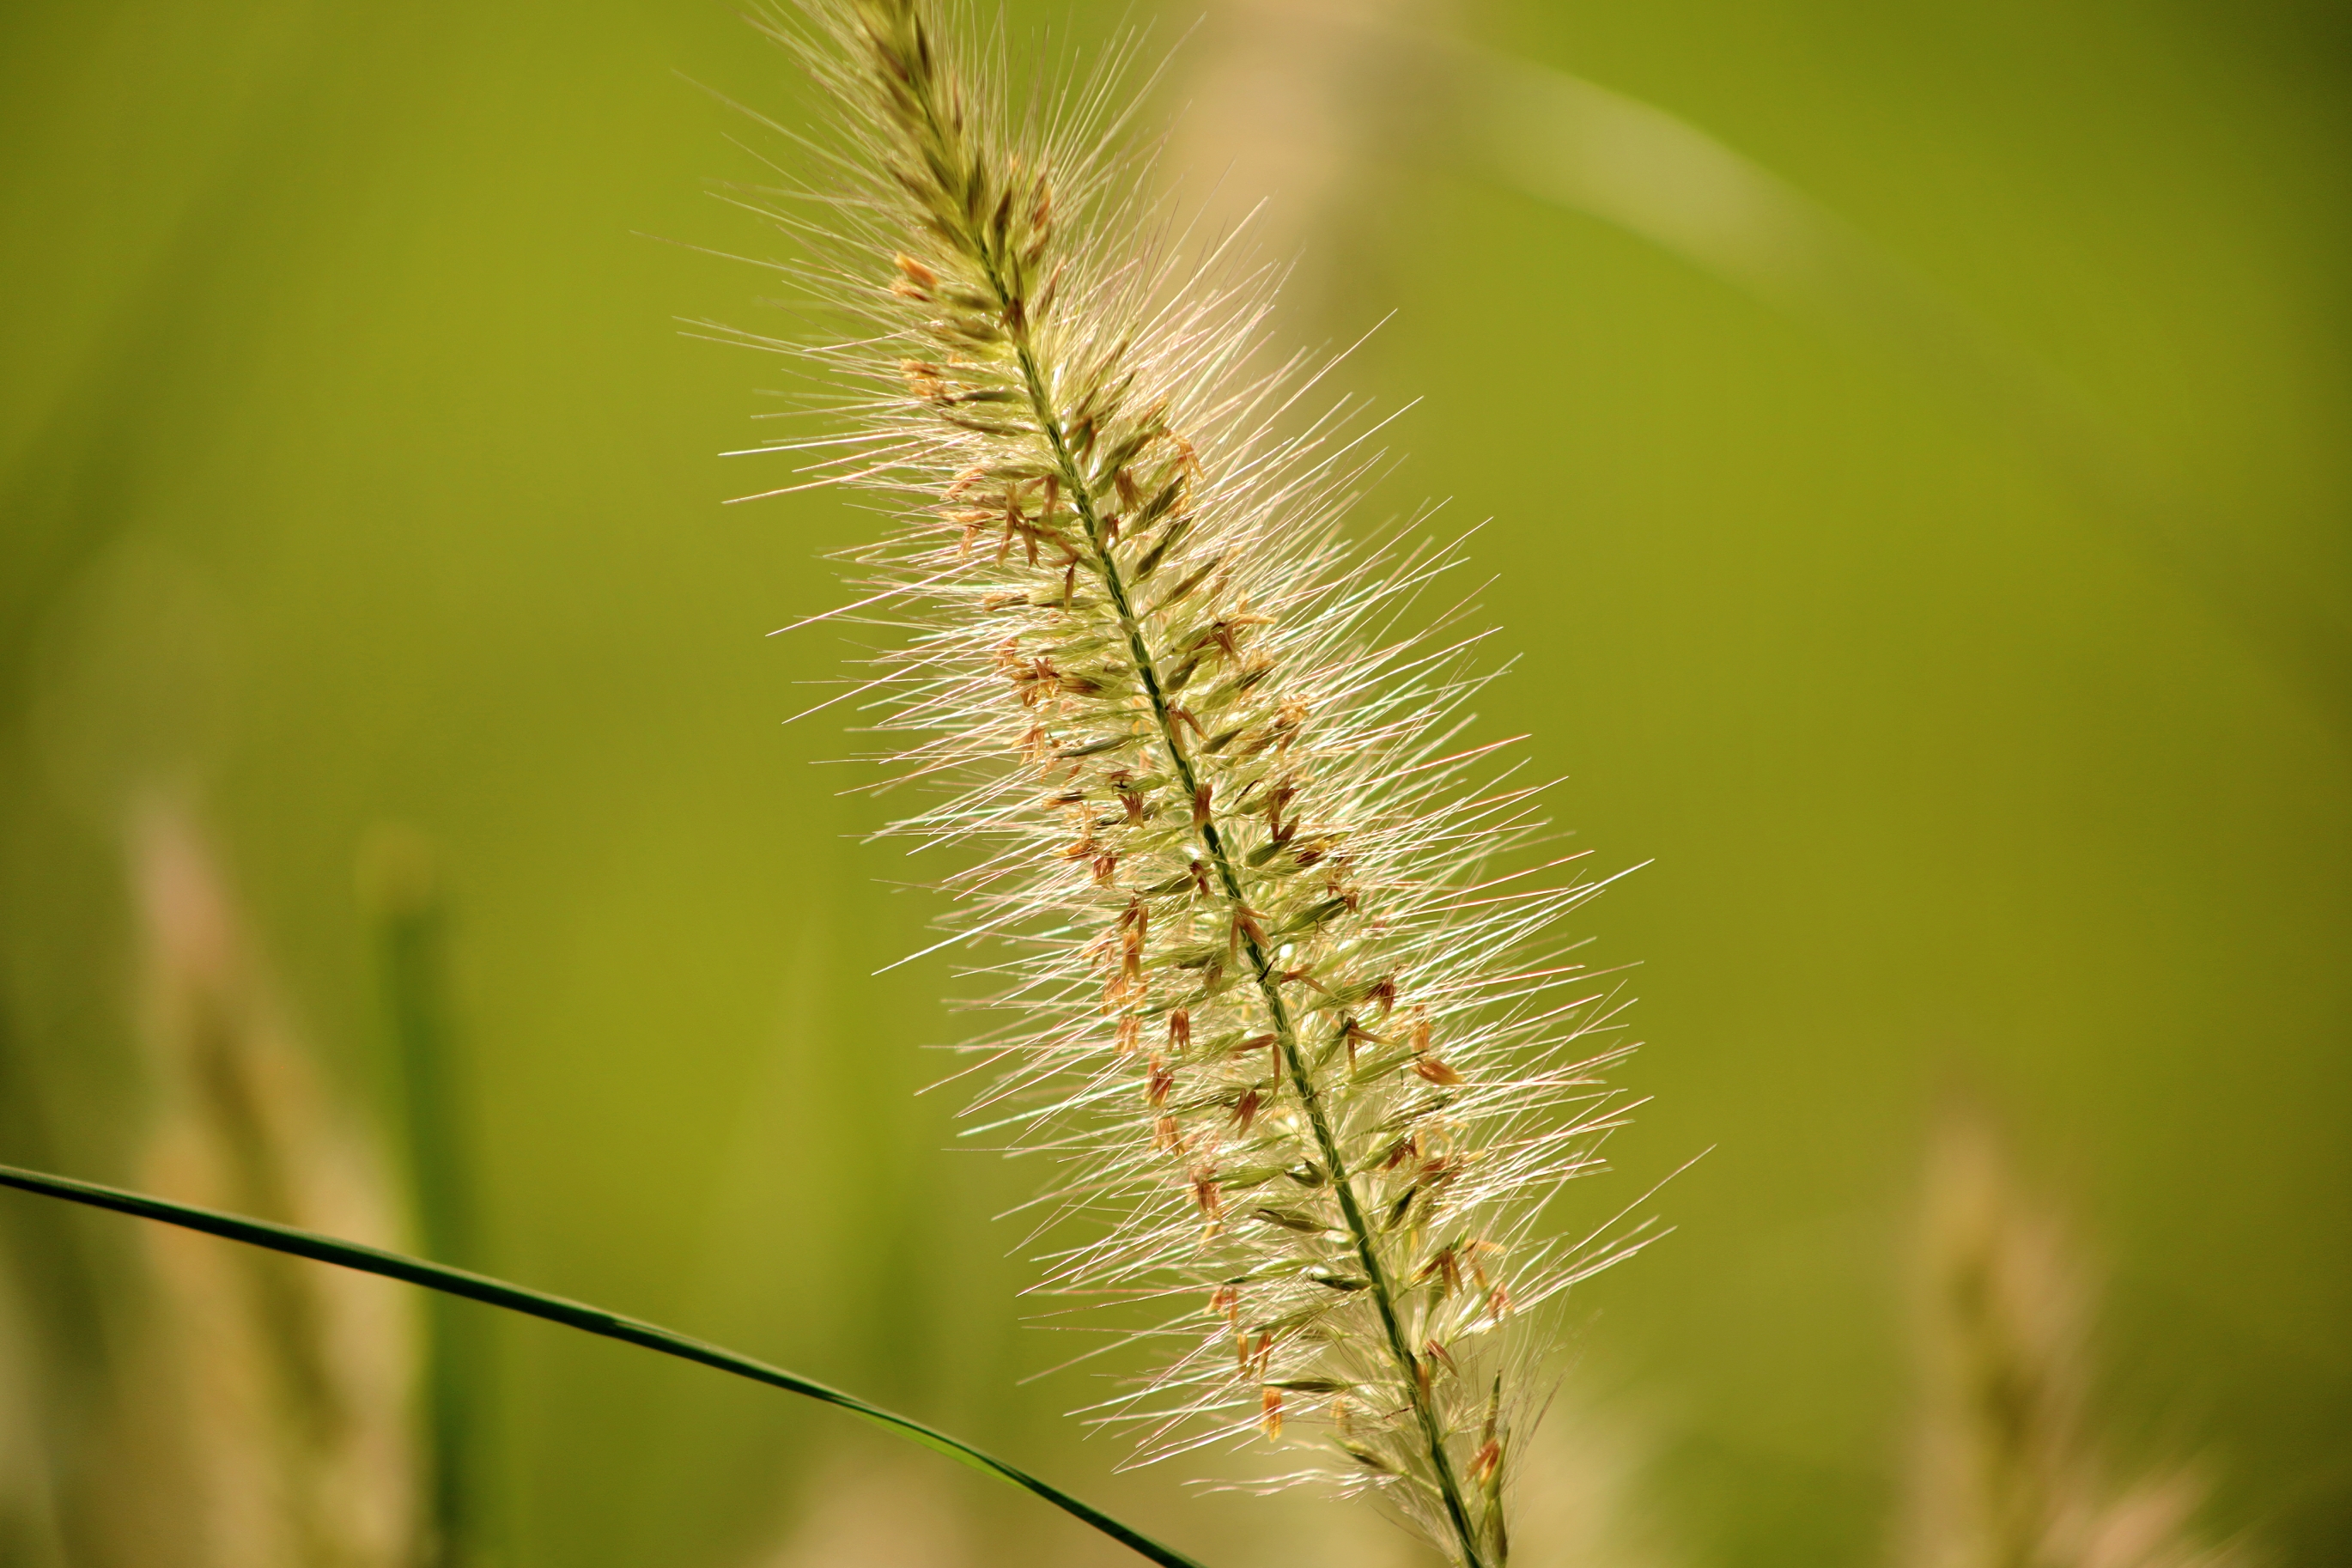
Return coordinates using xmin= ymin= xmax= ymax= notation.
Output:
xmin=0 ymin=1161 xmax=1209 ymax=1568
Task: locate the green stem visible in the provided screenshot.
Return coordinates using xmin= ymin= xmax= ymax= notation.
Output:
xmin=886 ymin=22 xmax=1487 ymax=1559
xmin=986 ymin=286 xmax=1492 ymax=1568
xmin=374 ymin=872 xmax=492 ymax=1567
xmin=0 ymin=1162 xmax=1209 ymax=1568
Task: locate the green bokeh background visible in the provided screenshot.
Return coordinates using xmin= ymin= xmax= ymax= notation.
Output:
xmin=2 ymin=1 xmax=2344 ymax=1565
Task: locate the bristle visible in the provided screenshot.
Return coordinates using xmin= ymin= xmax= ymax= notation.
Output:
xmin=738 ymin=4 xmax=1647 ymax=1561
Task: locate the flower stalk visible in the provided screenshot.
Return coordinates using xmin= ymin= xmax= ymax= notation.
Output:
xmin=739 ymin=3 xmax=1652 ymax=1560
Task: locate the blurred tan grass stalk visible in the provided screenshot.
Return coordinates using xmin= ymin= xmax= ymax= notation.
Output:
xmin=1904 ymin=1113 xmax=2246 ymax=1568
xmin=0 ymin=1266 xmax=69 ymax=1565
xmin=124 ymin=799 xmax=416 ymax=1568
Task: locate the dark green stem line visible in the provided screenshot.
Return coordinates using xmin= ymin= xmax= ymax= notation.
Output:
xmin=988 ymin=293 xmax=1491 ymax=1568
xmin=0 ymin=1162 xmax=1208 ymax=1568
xmin=375 ymin=881 xmax=491 ymax=1565
xmin=894 ymin=30 xmax=1485 ymax=1562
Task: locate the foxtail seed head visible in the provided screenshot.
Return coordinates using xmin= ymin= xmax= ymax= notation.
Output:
xmin=734 ymin=3 xmax=1650 ymax=1561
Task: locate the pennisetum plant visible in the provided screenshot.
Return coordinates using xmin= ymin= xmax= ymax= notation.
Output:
xmin=723 ymin=2 xmax=1652 ymax=1561
xmin=0 ymin=5 xmax=1660 ymax=1564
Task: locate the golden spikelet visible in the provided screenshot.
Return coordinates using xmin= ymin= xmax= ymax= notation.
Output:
xmin=729 ymin=4 xmax=1654 ymax=1560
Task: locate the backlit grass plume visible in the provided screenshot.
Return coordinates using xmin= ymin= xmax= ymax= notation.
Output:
xmin=731 ymin=3 xmax=1648 ymax=1561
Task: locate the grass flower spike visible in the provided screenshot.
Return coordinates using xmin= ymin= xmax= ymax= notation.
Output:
xmin=738 ymin=3 xmax=1650 ymax=1561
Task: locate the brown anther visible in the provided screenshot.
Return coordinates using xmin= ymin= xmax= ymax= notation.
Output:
xmin=1033 ymin=259 xmax=1065 ymax=317
xmin=945 ymin=462 xmax=988 ymax=498
xmin=1408 ymin=1006 xmax=1432 ymax=1054
xmin=892 ymin=252 xmax=939 ymax=289
xmin=1231 ymin=1086 xmax=1261 ymax=1132
xmin=1367 ymin=975 xmax=1397 ymax=1017
xmin=1265 ymin=781 xmax=1298 ymax=844
xmin=1207 ymin=1284 xmax=1239 ymax=1323
xmin=1091 ymin=850 xmax=1118 ymax=885
xmin=1191 ymin=783 xmax=1212 ymax=828
xmin=1115 ymin=467 xmax=1140 ymax=507
xmin=1189 ymin=1164 xmax=1223 ymax=1219
xmin=1487 ymin=1282 xmax=1511 ymax=1321
xmin=1188 ymin=858 xmax=1211 ymax=895
xmin=1168 ymin=1008 xmax=1191 ymax=1051
xmin=1260 ymin=1387 xmax=1284 ymax=1440
xmin=1413 ymin=1055 xmax=1466 ymax=1086
xmin=1114 ymin=1016 xmax=1140 ymax=1055
xmin=1146 ymin=1055 xmax=1176 ymax=1106
xmin=1469 ymin=1438 xmax=1502 ymax=1486
xmin=1153 ymin=1115 xmax=1183 ymax=1152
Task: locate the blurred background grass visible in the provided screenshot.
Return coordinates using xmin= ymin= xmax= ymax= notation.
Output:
xmin=0 ymin=0 xmax=2344 ymax=1565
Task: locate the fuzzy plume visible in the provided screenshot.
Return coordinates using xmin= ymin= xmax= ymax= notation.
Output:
xmin=727 ymin=3 xmax=1649 ymax=1561
xmin=1904 ymin=1113 xmax=2249 ymax=1568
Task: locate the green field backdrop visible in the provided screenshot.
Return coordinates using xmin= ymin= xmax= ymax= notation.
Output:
xmin=2 ymin=1 xmax=2345 ymax=1565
